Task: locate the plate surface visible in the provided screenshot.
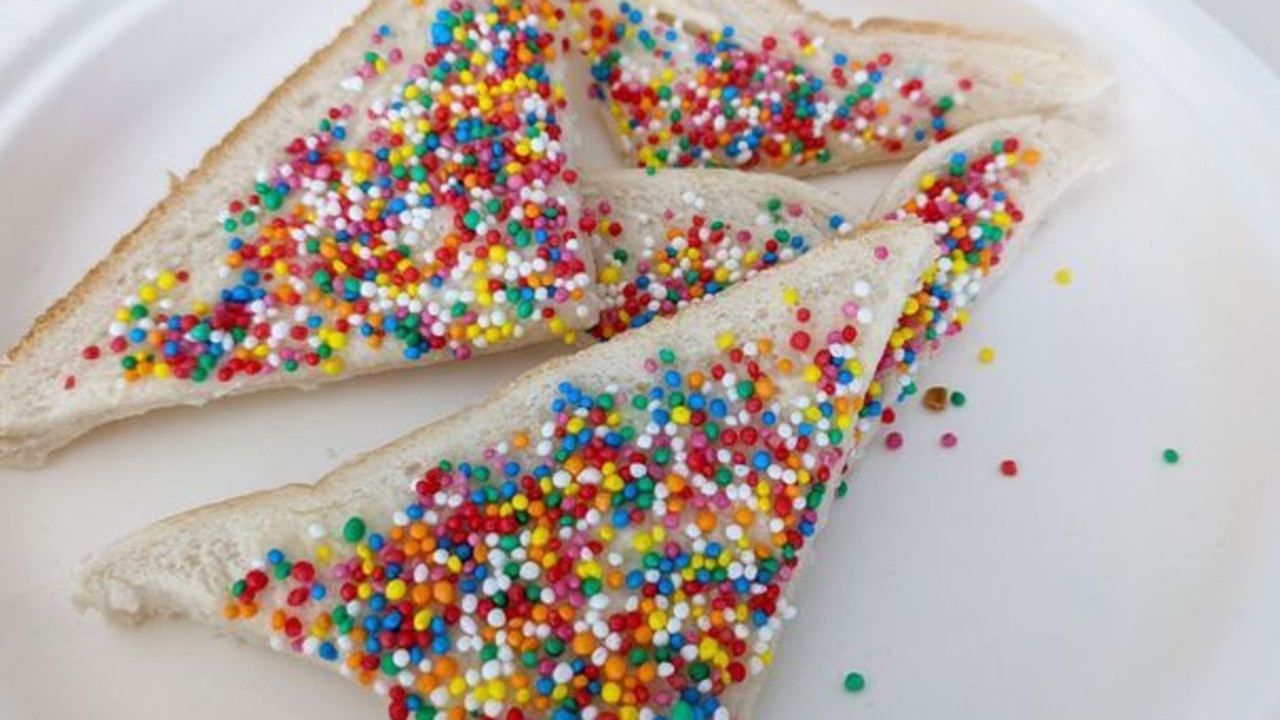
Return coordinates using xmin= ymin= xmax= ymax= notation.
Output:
xmin=2 ymin=1 xmax=1279 ymax=719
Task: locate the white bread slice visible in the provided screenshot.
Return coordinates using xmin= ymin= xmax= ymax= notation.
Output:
xmin=76 ymin=221 xmax=937 ymax=720
xmin=0 ymin=0 xmax=599 ymax=469
xmin=570 ymin=0 xmax=1107 ymax=176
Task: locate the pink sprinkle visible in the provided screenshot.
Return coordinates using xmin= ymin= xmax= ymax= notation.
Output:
xmin=874 ymin=245 xmax=890 ymax=261
xmin=885 ymin=432 xmax=904 ymax=450
xmin=940 ymin=432 xmax=958 ymax=449
xmin=842 ymin=301 xmax=859 ymax=318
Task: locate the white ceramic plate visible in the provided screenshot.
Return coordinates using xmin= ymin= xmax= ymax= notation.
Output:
xmin=2 ymin=1 xmax=1279 ymax=718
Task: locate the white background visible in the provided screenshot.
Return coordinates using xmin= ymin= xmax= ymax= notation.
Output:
xmin=1195 ymin=0 xmax=1280 ymax=71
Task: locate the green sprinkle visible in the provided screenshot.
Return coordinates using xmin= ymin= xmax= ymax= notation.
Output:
xmin=950 ymin=391 xmax=967 ymax=408
xmin=837 ymin=480 xmax=849 ymax=498
xmin=342 ymin=517 xmax=367 ymax=543
xmin=671 ymin=701 xmax=694 ymax=720
xmin=844 ymin=671 xmax=867 ymax=693
xmin=1163 ymin=448 xmax=1181 ymax=465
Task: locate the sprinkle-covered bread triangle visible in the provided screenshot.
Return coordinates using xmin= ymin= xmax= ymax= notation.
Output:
xmin=569 ymin=0 xmax=1106 ymax=175
xmin=77 ymin=220 xmax=937 ymax=720
xmin=0 ymin=0 xmax=601 ymax=468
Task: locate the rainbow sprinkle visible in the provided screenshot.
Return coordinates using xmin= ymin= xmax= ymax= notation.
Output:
xmin=227 ymin=281 xmax=888 ymax=720
xmin=82 ymin=0 xmax=595 ymax=385
xmin=572 ymin=1 xmax=971 ymax=171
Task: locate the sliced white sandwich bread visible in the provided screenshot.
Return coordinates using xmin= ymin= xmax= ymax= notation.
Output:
xmin=76 ymin=219 xmax=938 ymax=720
xmin=570 ymin=0 xmax=1107 ymax=175
xmin=0 ymin=0 xmax=601 ymax=469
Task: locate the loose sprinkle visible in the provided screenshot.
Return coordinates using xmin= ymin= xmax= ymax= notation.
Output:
xmin=1054 ymin=268 xmax=1074 ymax=286
xmin=978 ymin=347 xmax=996 ymax=364
xmin=1163 ymin=448 xmax=1181 ymax=465
xmin=843 ymin=671 xmax=867 ymax=693
xmin=885 ymin=432 xmax=904 ymax=450
xmin=940 ymin=432 xmax=958 ymax=449
xmin=1000 ymin=459 xmax=1019 ymax=477
xmin=949 ymin=390 xmax=966 ymax=408
xmin=922 ymin=386 xmax=949 ymax=412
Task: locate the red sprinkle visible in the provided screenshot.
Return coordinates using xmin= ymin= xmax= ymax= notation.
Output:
xmin=885 ymin=432 xmax=904 ymax=450
xmin=940 ymin=432 xmax=958 ymax=449
xmin=1000 ymin=459 xmax=1019 ymax=477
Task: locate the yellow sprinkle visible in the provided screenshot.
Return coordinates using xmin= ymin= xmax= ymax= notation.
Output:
xmin=156 ymin=272 xmax=177 ymax=291
xmin=1054 ymin=268 xmax=1073 ymax=286
xmin=648 ymin=610 xmax=668 ymax=631
xmin=979 ymin=347 xmax=996 ymax=364
xmin=414 ymin=609 xmax=434 ymax=631
xmin=321 ymin=358 xmax=344 ymax=376
xmin=601 ymin=682 xmax=622 ymax=704
xmin=599 ymin=265 xmax=623 ymax=285
xmin=716 ymin=332 xmax=736 ymax=350
xmin=385 ymin=579 xmax=407 ymax=601
xmin=783 ymin=288 xmax=800 ymax=306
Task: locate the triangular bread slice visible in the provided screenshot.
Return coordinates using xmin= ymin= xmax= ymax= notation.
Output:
xmin=0 ymin=0 xmax=602 ymax=468
xmin=570 ymin=0 xmax=1106 ymax=175
xmin=77 ymin=220 xmax=937 ymax=720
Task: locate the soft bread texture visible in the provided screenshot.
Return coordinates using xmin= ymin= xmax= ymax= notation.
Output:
xmin=76 ymin=221 xmax=937 ymax=720
xmin=0 ymin=0 xmax=596 ymax=469
xmin=573 ymin=0 xmax=1107 ymax=176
